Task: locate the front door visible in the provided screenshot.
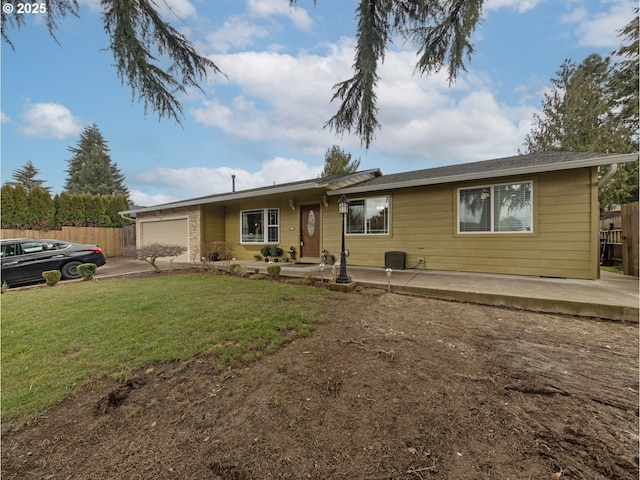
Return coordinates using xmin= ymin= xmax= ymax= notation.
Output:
xmin=300 ymin=204 xmax=320 ymax=259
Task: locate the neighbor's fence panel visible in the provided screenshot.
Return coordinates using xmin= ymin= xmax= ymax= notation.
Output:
xmin=1 ymin=227 xmax=123 ymax=258
xmin=621 ymin=202 xmax=639 ymax=277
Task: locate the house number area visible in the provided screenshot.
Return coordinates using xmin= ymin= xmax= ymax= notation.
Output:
xmin=2 ymin=2 xmax=47 ymax=14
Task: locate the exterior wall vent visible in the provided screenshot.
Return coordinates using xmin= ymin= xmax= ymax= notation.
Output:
xmin=384 ymin=251 xmax=405 ymax=270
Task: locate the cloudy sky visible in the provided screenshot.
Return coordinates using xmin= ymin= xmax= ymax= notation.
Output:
xmin=1 ymin=0 xmax=635 ymax=206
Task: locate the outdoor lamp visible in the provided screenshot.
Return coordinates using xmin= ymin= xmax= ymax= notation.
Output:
xmin=386 ymin=268 xmax=392 ymax=292
xmin=336 ymin=195 xmax=351 ymax=283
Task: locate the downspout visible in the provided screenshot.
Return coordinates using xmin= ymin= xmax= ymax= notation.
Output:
xmin=598 ymin=163 xmax=617 ymax=187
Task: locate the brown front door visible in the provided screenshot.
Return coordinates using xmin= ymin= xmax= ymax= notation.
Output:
xmin=300 ymin=204 xmax=320 ymax=258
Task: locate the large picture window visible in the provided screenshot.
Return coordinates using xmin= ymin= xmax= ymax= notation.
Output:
xmin=458 ymin=182 xmax=532 ymax=233
xmin=346 ymin=196 xmax=389 ymax=235
xmin=241 ymin=208 xmax=279 ymax=243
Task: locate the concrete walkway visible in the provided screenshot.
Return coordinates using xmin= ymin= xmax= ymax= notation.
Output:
xmin=97 ymin=258 xmax=639 ymax=322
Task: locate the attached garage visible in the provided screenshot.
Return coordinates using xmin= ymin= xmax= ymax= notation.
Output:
xmin=139 ymin=217 xmax=190 ymax=262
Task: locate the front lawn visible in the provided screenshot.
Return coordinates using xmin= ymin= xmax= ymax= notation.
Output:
xmin=1 ymin=273 xmax=332 ymax=424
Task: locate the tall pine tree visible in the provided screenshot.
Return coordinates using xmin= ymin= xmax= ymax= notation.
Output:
xmin=320 ymin=145 xmax=361 ymax=177
xmin=609 ymin=8 xmax=639 ymax=144
xmin=64 ymin=124 xmax=129 ymax=198
xmin=523 ymin=54 xmax=631 ymax=154
xmin=523 ymin=44 xmax=638 ymax=210
xmin=10 ymin=160 xmax=50 ymax=194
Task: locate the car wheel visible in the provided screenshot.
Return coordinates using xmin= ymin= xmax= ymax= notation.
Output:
xmin=61 ymin=261 xmax=82 ymax=279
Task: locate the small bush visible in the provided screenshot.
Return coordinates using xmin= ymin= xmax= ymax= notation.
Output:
xmin=77 ymin=263 xmax=97 ymax=281
xmin=1 ymin=281 xmax=8 ymax=293
xmin=267 ymin=265 xmax=281 ymax=279
xmin=260 ymin=246 xmax=272 ymax=258
xmin=136 ymin=243 xmax=187 ymax=272
xmin=210 ymin=241 xmax=234 ymax=267
xmin=270 ymin=246 xmax=283 ymax=258
xmin=229 ymin=263 xmax=242 ymax=275
xmin=42 ymin=270 xmax=62 ymax=286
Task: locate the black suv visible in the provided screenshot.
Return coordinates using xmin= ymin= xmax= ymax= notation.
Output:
xmin=1 ymin=239 xmax=107 ymax=287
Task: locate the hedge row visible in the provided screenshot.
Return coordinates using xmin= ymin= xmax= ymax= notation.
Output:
xmin=1 ymin=184 xmax=130 ymax=230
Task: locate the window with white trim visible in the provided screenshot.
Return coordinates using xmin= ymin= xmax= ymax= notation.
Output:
xmin=346 ymin=196 xmax=389 ymax=235
xmin=241 ymin=208 xmax=279 ymax=243
xmin=458 ymin=182 xmax=532 ymax=233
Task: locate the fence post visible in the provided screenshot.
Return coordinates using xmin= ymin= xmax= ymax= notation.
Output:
xmin=621 ymin=202 xmax=639 ymax=277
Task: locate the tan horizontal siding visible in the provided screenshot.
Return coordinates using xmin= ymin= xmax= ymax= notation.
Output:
xmin=342 ymin=168 xmax=598 ymax=278
xmin=165 ymin=167 xmax=598 ymax=279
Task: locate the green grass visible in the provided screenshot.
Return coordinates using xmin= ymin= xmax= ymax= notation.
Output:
xmin=1 ymin=273 xmax=334 ymax=425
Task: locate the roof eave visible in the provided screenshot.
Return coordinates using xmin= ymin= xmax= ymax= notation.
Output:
xmin=328 ymin=153 xmax=638 ymax=195
xmin=119 ymin=181 xmax=322 ymax=215
xmin=119 ymin=168 xmax=382 ymax=215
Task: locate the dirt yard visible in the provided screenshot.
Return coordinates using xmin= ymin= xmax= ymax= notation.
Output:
xmin=2 ymin=287 xmax=638 ymax=479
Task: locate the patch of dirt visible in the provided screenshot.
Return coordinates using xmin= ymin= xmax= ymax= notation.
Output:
xmin=2 ymin=290 xmax=638 ymax=479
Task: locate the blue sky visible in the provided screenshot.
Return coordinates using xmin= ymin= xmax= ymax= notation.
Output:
xmin=1 ymin=0 xmax=636 ymax=206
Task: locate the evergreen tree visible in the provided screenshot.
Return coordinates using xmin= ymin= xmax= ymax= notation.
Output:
xmin=11 ymin=184 xmax=29 ymax=228
xmin=609 ymin=8 xmax=639 ymax=143
xmin=64 ymin=124 xmax=129 ymax=197
xmin=26 ymin=186 xmax=55 ymax=230
xmin=55 ymin=192 xmax=86 ymax=227
xmin=3 ymin=0 xmax=483 ymax=148
xmin=104 ymin=195 xmax=130 ymax=227
xmin=600 ymin=11 xmax=639 ymax=210
xmin=321 ymin=145 xmax=361 ymax=177
xmin=1 ymin=183 xmax=17 ymax=228
xmin=10 ymin=160 xmax=50 ymax=194
xmin=83 ymin=194 xmax=108 ymax=227
xmin=524 ymin=54 xmax=630 ymax=154
xmin=2 ymin=0 xmax=220 ymax=127
xmin=523 ymin=48 xmax=638 ymax=211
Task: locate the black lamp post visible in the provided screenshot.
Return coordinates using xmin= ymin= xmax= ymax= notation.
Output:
xmin=336 ymin=195 xmax=351 ymax=284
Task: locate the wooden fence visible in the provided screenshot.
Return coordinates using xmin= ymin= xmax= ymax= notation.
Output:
xmin=1 ymin=227 xmax=124 ymax=258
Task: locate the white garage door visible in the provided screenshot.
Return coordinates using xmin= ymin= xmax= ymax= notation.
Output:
xmin=140 ymin=218 xmax=189 ymax=262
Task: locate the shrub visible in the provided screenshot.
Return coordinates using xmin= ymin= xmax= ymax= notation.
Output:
xmin=267 ymin=265 xmax=281 ymax=279
xmin=136 ymin=243 xmax=187 ymax=272
xmin=1 ymin=281 xmax=8 ymax=293
xmin=229 ymin=263 xmax=242 ymax=276
xmin=77 ymin=263 xmax=97 ymax=281
xmin=270 ymin=246 xmax=283 ymax=258
xmin=260 ymin=246 xmax=272 ymax=258
xmin=210 ymin=240 xmax=234 ymax=267
xmin=42 ymin=270 xmax=62 ymax=286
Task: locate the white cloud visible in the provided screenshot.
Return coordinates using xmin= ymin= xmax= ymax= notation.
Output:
xmin=157 ymin=0 xmax=197 ymax=20
xmin=191 ymin=39 xmax=531 ymax=164
xmin=562 ymin=1 xmax=636 ymax=48
xmin=1 ymin=111 xmax=10 ymax=124
xmin=192 ymin=45 xmax=351 ymax=147
xmin=18 ymin=102 xmax=82 ymax=139
xmin=133 ymin=157 xmax=323 ymax=200
xmin=247 ymin=0 xmax=313 ymax=30
xmin=129 ymin=190 xmax=180 ymax=207
xmin=376 ymin=90 xmax=534 ymax=162
xmin=205 ymin=18 xmax=271 ymax=53
xmin=484 ymin=0 xmax=546 ymax=13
